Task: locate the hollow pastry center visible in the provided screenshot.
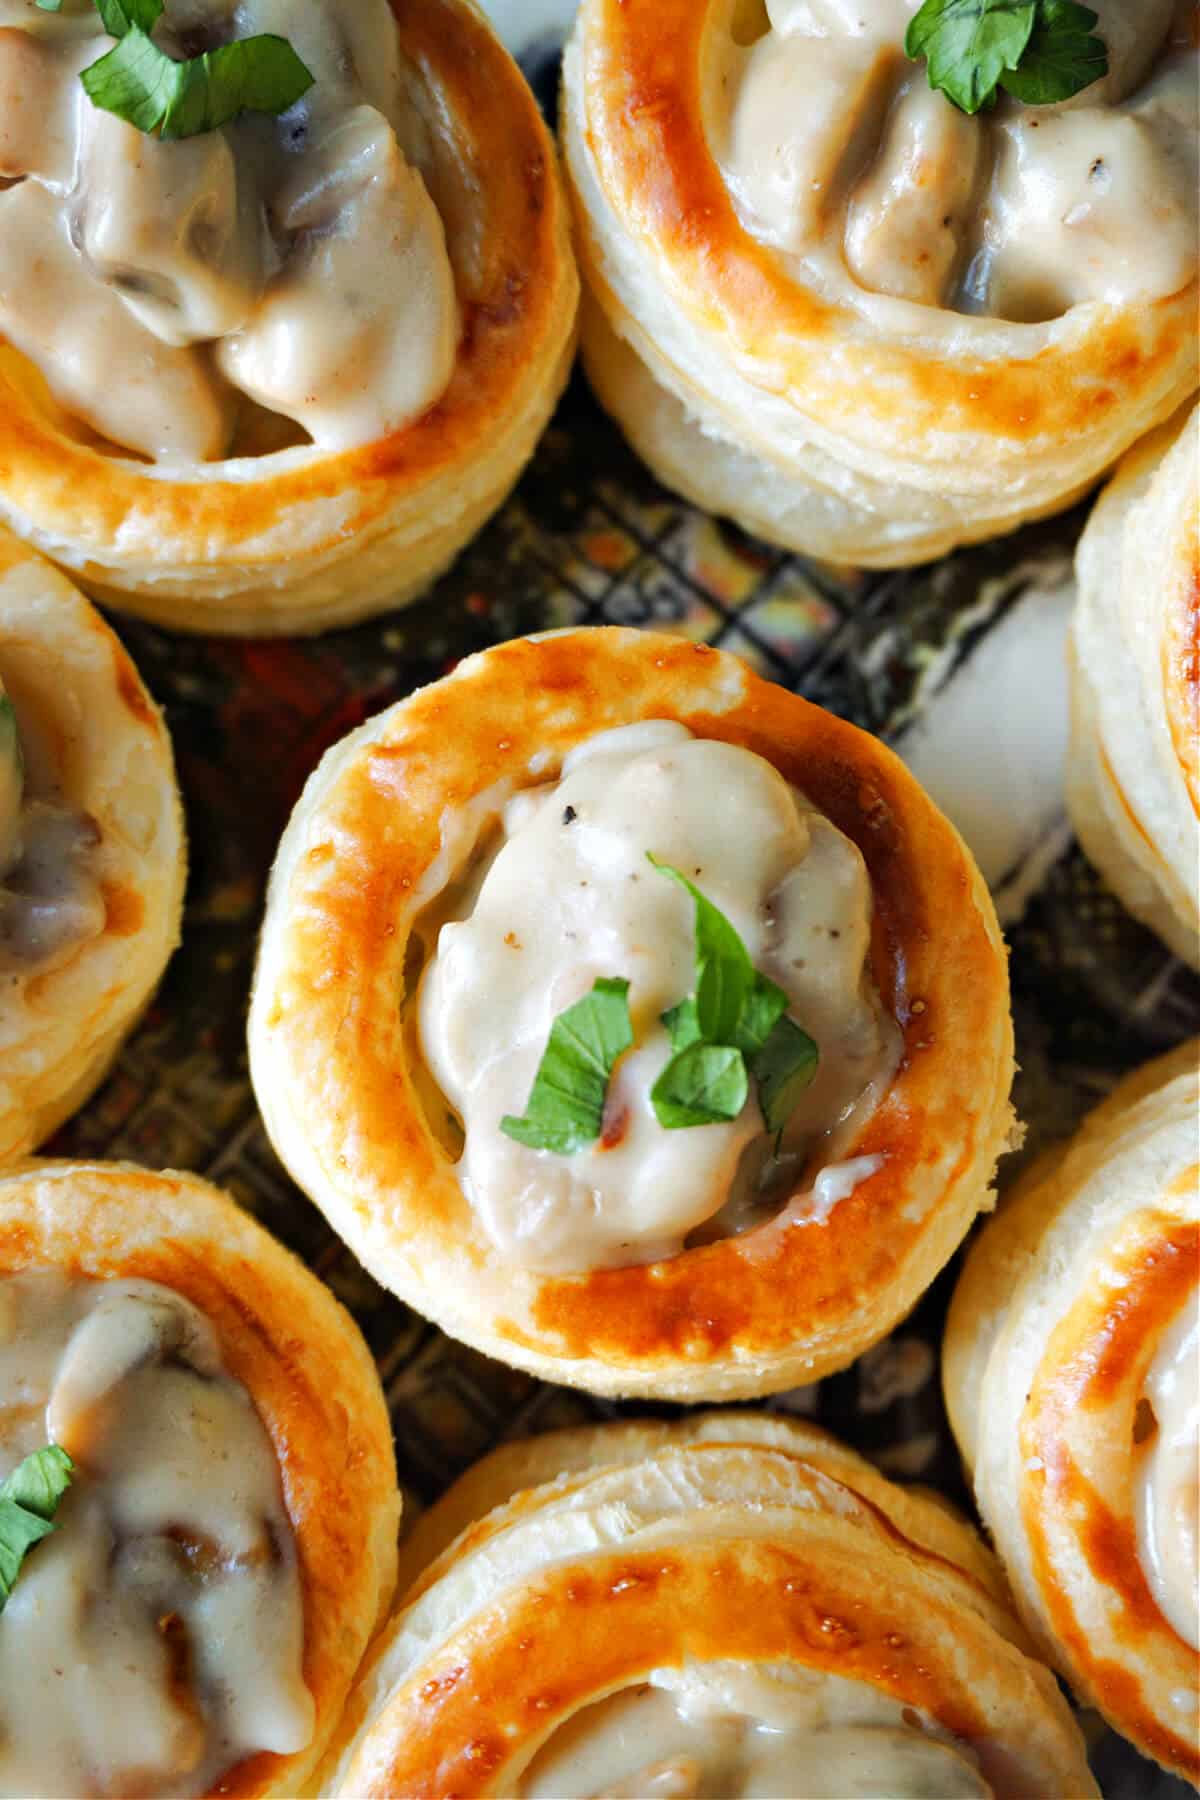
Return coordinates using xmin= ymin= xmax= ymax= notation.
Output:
xmin=1134 ymin=1282 xmax=1200 ymax=1651
xmin=0 ymin=1268 xmax=313 ymax=1799
xmin=519 ymin=1664 xmax=992 ymax=1799
xmin=0 ymin=672 xmax=105 ymax=973
xmin=418 ymin=722 xmax=899 ymax=1274
xmin=0 ymin=0 xmax=458 ymax=462
xmin=711 ymin=0 xmax=1197 ymax=320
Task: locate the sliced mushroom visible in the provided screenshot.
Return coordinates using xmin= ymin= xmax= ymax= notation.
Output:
xmin=233 ymin=0 xmax=401 ymax=122
xmin=76 ymin=108 xmax=268 ymax=347
xmin=0 ymin=179 xmax=237 ymax=460
xmin=46 ymin=1287 xmax=218 ymax=1462
xmin=985 ymin=103 xmax=1198 ymax=318
xmin=0 ymin=28 xmax=96 ymax=185
xmin=846 ymin=76 xmax=984 ymax=305
xmin=718 ymin=34 xmax=901 ymax=253
xmin=217 ymin=106 xmax=457 ymax=450
xmin=1051 ymin=0 xmax=1176 ymax=108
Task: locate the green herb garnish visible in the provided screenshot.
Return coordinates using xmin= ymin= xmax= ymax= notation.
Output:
xmin=650 ymin=1041 xmax=748 ymax=1130
xmin=905 ymin=0 xmax=1107 ymax=114
xmin=0 ymin=1446 xmax=74 ymax=1613
xmin=500 ymin=977 xmax=633 ymax=1155
xmin=753 ymin=1015 xmax=821 ymax=1136
xmin=95 ymin=0 xmax=159 ymax=30
xmin=496 ymin=863 xmax=819 ymax=1156
xmin=647 ymin=856 xmax=819 ymax=1135
xmin=997 ymin=0 xmax=1108 ymax=103
xmin=79 ymin=0 xmax=314 ymax=141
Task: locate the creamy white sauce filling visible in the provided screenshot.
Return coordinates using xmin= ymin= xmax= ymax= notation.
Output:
xmin=0 ymin=1269 xmax=313 ymax=1800
xmin=713 ymin=0 xmax=1197 ymax=321
xmin=0 ymin=0 xmax=457 ymax=461
xmin=1135 ymin=1285 xmax=1200 ymax=1651
xmin=0 ymin=675 xmax=104 ymax=974
xmin=519 ymin=1663 xmax=992 ymax=1799
xmin=418 ymin=724 xmax=900 ymax=1274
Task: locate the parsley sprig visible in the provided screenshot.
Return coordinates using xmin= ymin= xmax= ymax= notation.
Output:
xmin=77 ymin=0 xmax=313 ymax=140
xmin=905 ymin=0 xmax=1107 ymax=114
xmin=648 ymin=857 xmax=818 ymax=1134
xmin=501 ymin=978 xmax=633 ymax=1155
xmin=0 ymin=1445 xmax=74 ymax=1613
xmin=498 ymin=858 xmax=819 ymax=1155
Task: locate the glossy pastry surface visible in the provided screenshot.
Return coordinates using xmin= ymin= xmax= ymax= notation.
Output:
xmin=564 ymin=0 xmax=1198 ymax=566
xmin=944 ymin=1042 xmax=1200 ymax=1783
xmin=0 ymin=0 xmax=578 ymax=633
xmin=0 ymin=1158 xmax=400 ymax=1799
xmin=1068 ymin=403 xmax=1199 ymax=967
xmin=0 ymin=528 xmax=185 ymax=1163
xmin=317 ymin=1414 xmax=1097 ymax=1798
xmin=250 ymin=628 xmax=1014 ymax=1400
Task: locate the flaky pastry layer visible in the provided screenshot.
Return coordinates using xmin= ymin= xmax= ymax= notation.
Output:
xmin=562 ymin=0 xmax=1198 ymax=567
xmin=945 ymin=1042 xmax=1200 ymax=1782
xmin=316 ymin=1414 xmax=1096 ymax=1797
xmin=1068 ymin=404 xmax=1199 ymax=967
xmin=249 ymin=628 xmax=1015 ymax=1400
xmin=0 ymin=0 xmax=579 ymax=636
xmin=0 ymin=529 xmax=185 ymax=1161
xmin=0 ymin=1158 xmax=401 ymax=1799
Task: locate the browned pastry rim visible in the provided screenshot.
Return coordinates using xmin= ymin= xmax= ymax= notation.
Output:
xmin=250 ymin=627 xmax=1014 ymax=1399
xmin=0 ymin=0 xmax=578 ymax=629
xmin=319 ymin=1415 xmax=1096 ymax=1797
xmin=0 ymin=1159 xmax=401 ymax=1799
xmin=944 ymin=1042 xmax=1200 ymax=1783
xmin=1020 ymin=1203 xmax=1200 ymax=1778
xmin=571 ymin=0 xmax=1196 ymax=479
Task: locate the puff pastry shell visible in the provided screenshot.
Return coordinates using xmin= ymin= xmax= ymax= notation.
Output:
xmin=0 ymin=529 xmax=185 ymax=1162
xmin=316 ymin=1412 xmax=1097 ymax=1797
xmin=562 ymin=1 xmax=1198 ymax=568
xmin=944 ymin=1042 xmax=1200 ymax=1782
xmin=1067 ymin=404 xmax=1199 ymax=967
xmin=0 ymin=1157 xmax=400 ymax=1799
xmin=0 ymin=0 xmax=578 ymax=637
xmin=249 ymin=628 xmax=1015 ymax=1400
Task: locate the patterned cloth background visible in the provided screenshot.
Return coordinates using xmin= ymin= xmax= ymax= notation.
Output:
xmin=50 ymin=14 xmax=1200 ymax=1796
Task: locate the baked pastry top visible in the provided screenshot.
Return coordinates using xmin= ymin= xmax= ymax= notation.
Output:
xmin=945 ymin=1041 xmax=1199 ymax=1783
xmin=0 ymin=0 xmax=458 ymax=463
xmin=0 ymin=528 xmax=185 ymax=1162
xmin=1068 ymin=402 xmax=1199 ymax=967
xmin=563 ymin=0 xmax=1198 ymax=565
xmin=0 ymin=1159 xmax=400 ymax=1799
xmin=316 ymin=1413 xmax=1098 ymax=1798
xmin=713 ymin=0 xmax=1195 ymax=323
xmin=0 ymin=0 xmax=578 ymax=633
xmin=250 ymin=628 xmax=1014 ymax=1400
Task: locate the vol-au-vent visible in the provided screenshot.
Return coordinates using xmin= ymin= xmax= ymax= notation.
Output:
xmin=1067 ymin=402 xmax=1199 ymax=969
xmin=0 ymin=0 xmax=578 ymax=633
xmin=0 ymin=1272 xmax=313 ymax=1796
xmin=0 ymin=528 xmax=185 ymax=1164
xmin=0 ymin=1160 xmax=400 ymax=1800
xmin=564 ymin=0 xmax=1199 ymax=566
xmin=249 ymin=628 xmax=1016 ymax=1401
xmin=945 ymin=1041 xmax=1200 ymax=1784
xmin=0 ymin=0 xmax=456 ymax=461
xmin=313 ymin=1414 xmax=1098 ymax=1798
